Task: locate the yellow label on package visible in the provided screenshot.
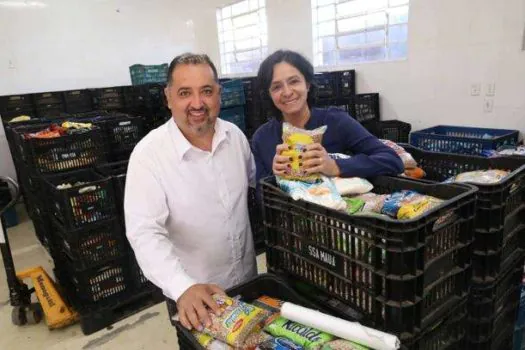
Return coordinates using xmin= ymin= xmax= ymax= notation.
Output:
xmin=281 ymin=122 xmax=327 ymax=183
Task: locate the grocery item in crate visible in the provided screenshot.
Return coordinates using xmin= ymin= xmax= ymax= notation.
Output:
xmin=351 ymin=193 xmax=387 ymax=214
xmin=382 ymin=190 xmax=443 ymax=220
xmin=281 ymin=123 xmax=327 ymax=182
xmin=253 ymin=296 xmax=286 ymax=313
xmin=281 ymin=303 xmax=399 ymax=350
xmin=9 ymin=115 xmax=31 ymax=123
xmin=343 ymin=198 xmax=365 ymax=215
xmin=264 ymin=316 xmax=334 ymax=349
xmin=194 ymin=331 xmax=233 ymax=349
xmin=257 ymin=336 xmax=305 ymax=349
xmin=496 ymin=145 xmax=525 ymax=156
xmin=23 ymin=122 xmax=93 ymax=139
xmin=322 ymin=340 xmax=370 ymax=350
xmin=277 ymin=177 xmax=346 ymax=211
xmin=333 ymin=177 xmax=373 ymax=196
xmin=446 ymin=169 xmax=510 ymax=184
xmin=403 ymin=167 xmax=425 ymax=180
xmin=201 ymin=294 xmax=271 ymax=347
xmin=380 ymin=140 xmax=417 ymax=169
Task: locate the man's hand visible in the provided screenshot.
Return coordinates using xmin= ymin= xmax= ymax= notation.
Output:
xmin=177 ymin=283 xmax=226 ymax=331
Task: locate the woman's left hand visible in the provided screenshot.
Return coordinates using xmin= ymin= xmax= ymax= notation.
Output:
xmin=302 ymin=143 xmax=341 ymax=177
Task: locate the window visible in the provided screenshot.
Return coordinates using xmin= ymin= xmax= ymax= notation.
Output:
xmin=311 ymin=0 xmax=409 ymax=67
xmin=216 ymin=0 xmax=268 ymax=76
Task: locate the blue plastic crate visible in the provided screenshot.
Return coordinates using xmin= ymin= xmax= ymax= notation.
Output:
xmin=220 ymin=79 xmax=245 ymax=108
xmin=219 ymin=106 xmax=245 ymax=131
xmin=129 ymin=64 xmax=168 ymax=85
xmin=410 ymin=125 xmax=519 ymax=155
xmin=515 ymin=324 xmax=525 ymax=350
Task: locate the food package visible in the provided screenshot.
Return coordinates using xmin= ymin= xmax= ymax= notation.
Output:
xmin=382 ymin=191 xmax=443 ymax=220
xmin=380 ymin=140 xmax=417 ymax=169
xmin=201 ymin=294 xmax=270 ymax=347
xmin=277 ymin=176 xmax=347 ymax=211
xmin=333 ymin=178 xmax=373 ymax=196
xmin=343 ymin=198 xmax=365 ymax=215
xmin=257 ymin=336 xmax=305 ymax=349
xmin=193 ymin=331 xmax=233 ymax=350
xmin=281 ymin=123 xmax=327 ymax=182
xmin=252 ymin=296 xmax=286 ymax=313
xmin=322 ymin=339 xmax=371 ymax=350
xmin=446 ymin=169 xmax=509 ymax=184
xmin=264 ymin=316 xmax=334 ymax=349
xmin=351 ymin=193 xmax=387 ymax=214
xmin=403 ymin=167 xmax=425 ymax=179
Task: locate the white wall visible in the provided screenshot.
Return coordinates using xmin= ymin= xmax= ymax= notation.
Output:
xmin=1 ymin=0 xmax=525 ymax=177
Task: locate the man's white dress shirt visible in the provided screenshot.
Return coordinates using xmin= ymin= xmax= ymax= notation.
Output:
xmin=124 ymin=118 xmax=257 ymax=301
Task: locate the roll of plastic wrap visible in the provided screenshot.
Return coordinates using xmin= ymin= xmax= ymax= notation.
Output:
xmin=281 ymin=302 xmax=400 ymax=350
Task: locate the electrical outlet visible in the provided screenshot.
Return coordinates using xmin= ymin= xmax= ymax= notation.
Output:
xmin=470 ymin=83 xmax=481 ymax=96
xmin=486 ymin=83 xmax=496 ymax=96
xmin=484 ymin=98 xmax=494 ymax=113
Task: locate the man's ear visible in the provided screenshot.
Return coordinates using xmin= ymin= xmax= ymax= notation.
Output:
xmin=164 ymin=86 xmax=171 ymax=109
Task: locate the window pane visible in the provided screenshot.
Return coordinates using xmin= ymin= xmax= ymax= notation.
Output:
xmin=338 ymin=17 xmax=366 ymax=32
xmin=337 ymin=0 xmax=366 ymax=17
xmin=224 ymin=31 xmax=234 ymax=42
xmin=235 ymin=25 xmax=260 ymax=40
xmin=321 ymin=36 xmax=336 ymax=51
xmin=389 ymin=0 xmax=409 ymax=7
xmin=389 ymin=5 xmax=409 ymax=25
xmin=365 ymin=46 xmax=386 ymax=60
xmin=233 ymin=12 xmax=258 ymax=28
xmin=236 ymin=48 xmax=262 ymax=62
xmin=222 ymin=5 xmax=231 ymax=18
xmin=368 ymin=0 xmax=388 ymax=11
xmin=317 ymin=4 xmax=335 ymax=21
xmin=339 ymin=48 xmax=365 ymax=64
xmin=249 ymin=0 xmax=259 ymax=10
xmin=231 ymin=0 xmax=249 ymax=16
xmin=322 ymin=51 xmax=337 ymax=66
xmin=389 ymin=42 xmax=407 ymax=59
xmin=367 ymin=29 xmax=385 ymax=44
xmin=261 ymin=34 xmax=268 ymax=45
xmin=366 ymin=12 xmax=386 ymax=28
xmin=225 ymin=52 xmax=235 ymax=63
xmin=225 ymin=41 xmax=234 ymax=52
xmin=319 ymin=21 xmax=336 ymax=36
xmin=236 ymin=38 xmax=258 ymax=50
xmin=216 ymin=9 xmax=222 ymax=21
xmin=223 ymin=19 xmax=233 ymax=31
xmin=338 ymin=32 xmax=365 ymax=48
xmin=388 ymin=24 xmax=407 ymax=42
xmin=316 ymin=0 xmax=335 ymax=7
xmin=259 ymin=0 xmax=265 ymax=8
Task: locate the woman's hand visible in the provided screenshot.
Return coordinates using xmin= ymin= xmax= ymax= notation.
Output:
xmin=272 ymin=143 xmax=292 ymax=176
xmin=302 ymin=143 xmax=340 ymax=177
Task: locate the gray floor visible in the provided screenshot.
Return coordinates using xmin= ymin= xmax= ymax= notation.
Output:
xmin=0 ymin=204 xmax=267 ymax=349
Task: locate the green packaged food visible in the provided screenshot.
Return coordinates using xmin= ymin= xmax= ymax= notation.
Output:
xmin=265 ymin=316 xmax=334 ymax=349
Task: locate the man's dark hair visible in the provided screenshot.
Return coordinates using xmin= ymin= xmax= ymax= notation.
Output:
xmin=166 ymin=53 xmax=219 ymax=85
xmin=256 ymin=50 xmax=318 ymax=120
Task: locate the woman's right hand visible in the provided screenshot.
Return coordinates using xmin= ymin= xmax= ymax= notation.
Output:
xmin=272 ymin=143 xmax=293 ymax=176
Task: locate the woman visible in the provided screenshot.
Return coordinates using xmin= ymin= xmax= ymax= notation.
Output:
xmin=251 ymin=50 xmax=404 ymax=187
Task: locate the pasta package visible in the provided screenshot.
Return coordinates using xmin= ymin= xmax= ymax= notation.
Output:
xmin=382 ymin=190 xmax=443 ymax=220
xmin=281 ymin=123 xmax=327 ymax=182
xmin=380 ymin=139 xmax=417 ymax=169
xmin=202 ymin=294 xmax=271 ymax=347
xmin=264 ymin=316 xmax=334 ymax=349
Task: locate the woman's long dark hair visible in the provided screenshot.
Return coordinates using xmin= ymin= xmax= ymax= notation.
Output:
xmin=256 ymin=50 xmax=318 ymax=120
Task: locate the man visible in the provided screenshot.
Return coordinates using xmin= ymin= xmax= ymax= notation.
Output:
xmin=124 ymin=53 xmax=257 ymax=332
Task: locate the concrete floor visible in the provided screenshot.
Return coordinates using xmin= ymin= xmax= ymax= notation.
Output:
xmin=0 ymin=204 xmax=268 ymax=350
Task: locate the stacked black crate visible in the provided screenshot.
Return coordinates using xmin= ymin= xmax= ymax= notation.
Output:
xmin=0 ymin=94 xmax=35 ymax=122
xmin=64 ymin=90 xmax=93 ymax=114
xmin=91 ymin=87 xmax=126 ymax=113
xmin=33 ymin=92 xmax=66 ymax=118
xmin=122 ymin=84 xmax=170 ymax=133
xmin=219 ymin=79 xmax=247 ymax=132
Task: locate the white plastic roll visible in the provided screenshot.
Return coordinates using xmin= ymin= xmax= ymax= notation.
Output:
xmin=281 ymin=302 xmax=400 ymax=350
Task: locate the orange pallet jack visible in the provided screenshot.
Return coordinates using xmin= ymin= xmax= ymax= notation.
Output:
xmin=0 ymin=176 xmax=77 ymax=328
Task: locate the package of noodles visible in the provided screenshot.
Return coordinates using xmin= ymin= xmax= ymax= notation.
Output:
xmin=281 ymin=123 xmax=327 ymax=182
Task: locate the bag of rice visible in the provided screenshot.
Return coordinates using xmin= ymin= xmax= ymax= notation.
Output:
xmin=201 ymin=294 xmax=271 ymax=347
xmin=322 ymin=339 xmax=370 ymax=350
xmin=281 ymin=123 xmax=327 ymax=182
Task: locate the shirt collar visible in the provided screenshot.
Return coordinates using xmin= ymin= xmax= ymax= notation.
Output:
xmin=168 ymin=118 xmax=230 ymax=162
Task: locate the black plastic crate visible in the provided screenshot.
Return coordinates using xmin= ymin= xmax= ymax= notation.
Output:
xmin=338 ymin=70 xmax=356 ymax=98
xmin=0 ymin=94 xmax=34 ymax=114
xmin=467 ymin=300 xmax=519 ymax=349
xmin=172 ymin=273 xmax=319 ymax=350
xmin=363 ymin=120 xmax=412 ymax=143
xmin=34 ymin=103 xmax=66 ymax=118
xmin=401 ymin=144 xmax=525 ymax=232
xmin=64 ymin=90 xmax=93 ymax=113
xmin=262 ymin=175 xmax=477 ymax=335
xmin=123 ymin=84 xmax=164 ymax=111
xmin=95 ymin=161 xmax=128 ymax=218
xmin=138 ymin=108 xmax=171 ymax=132
xmin=53 ymin=218 xmax=127 ymax=270
xmin=42 ymin=169 xmax=116 ymax=230
xmin=91 ymin=87 xmax=125 ymax=110
xmin=248 ymin=187 xmax=265 ymax=254
xmin=32 ymin=91 xmax=63 ymax=106
xmin=241 ymin=77 xmax=257 ymax=101
xmin=13 ymin=123 xmax=107 ymax=174
xmin=313 ymin=72 xmax=338 ymax=99
xmin=56 ymin=255 xmax=131 ymax=306
xmin=469 ymin=255 xmax=523 ymax=319
xmin=349 ymin=93 xmax=380 ymax=123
